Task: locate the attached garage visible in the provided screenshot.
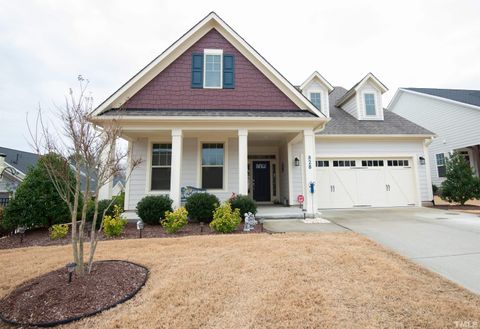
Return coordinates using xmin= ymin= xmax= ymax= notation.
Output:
xmin=316 ymin=158 xmax=418 ymax=209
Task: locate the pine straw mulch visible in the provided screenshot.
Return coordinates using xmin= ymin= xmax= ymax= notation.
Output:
xmin=0 ymin=260 xmax=148 ymax=327
xmin=0 ymin=221 xmax=265 ymax=250
xmin=0 ymin=233 xmax=479 ymax=329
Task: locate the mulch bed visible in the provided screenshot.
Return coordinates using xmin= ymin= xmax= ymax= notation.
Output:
xmin=0 ymin=260 xmax=148 ymax=327
xmin=0 ymin=221 xmax=266 ymax=250
xmin=428 ymin=204 xmax=480 ymax=216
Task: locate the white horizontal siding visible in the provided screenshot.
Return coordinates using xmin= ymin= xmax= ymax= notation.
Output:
xmin=316 ymin=138 xmax=432 ymax=202
xmin=279 ymin=143 xmax=289 ymax=204
xmin=127 ymin=138 xmax=149 ymax=210
xmin=390 ymin=92 xmax=480 ymax=186
xmin=181 ymin=138 xmax=197 ymax=187
xmin=342 ymin=96 xmax=358 ymax=119
xmin=302 ymin=80 xmax=330 ymax=117
xmin=291 ymin=140 xmax=305 ymax=204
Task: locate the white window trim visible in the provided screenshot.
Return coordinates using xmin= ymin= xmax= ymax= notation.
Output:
xmin=146 ymin=140 xmax=173 ymax=193
xmin=203 ymin=49 xmax=223 ymax=89
xmin=364 ymin=93 xmax=377 ymax=117
xmin=308 ymin=91 xmax=322 ymax=111
xmin=197 ymin=138 xmax=228 ymax=192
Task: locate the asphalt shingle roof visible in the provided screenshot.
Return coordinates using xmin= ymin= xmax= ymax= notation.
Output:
xmin=319 ymin=87 xmax=434 ymax=135
xmin=0 ymin=147 xmax=39 ymax=174
xmin=101 ymin=108 xmax=317 ymax=118
xmin=404 ymin=88 xmax=480 ymax=108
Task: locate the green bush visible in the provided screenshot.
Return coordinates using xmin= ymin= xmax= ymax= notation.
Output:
xmin=440 ymin=152 xmax=480 ymax=205
xmin=161 ymin=207 xmax=188 ymax=234
xmin=229 ymin=194 xmax=257 ymax=218
xmin=185 ymin=193 xmax=219 ymax=223
xmin=86 ymin=196 xmax=124 ymax=229
xmin=209 ymin=202 xmax=241 ymax=233
xmin=3 ymin=154 xmax=73 ymax=230
xmin=103 ymin=205 xmax=128 ymax=237
xmin=49 ymin=224 xmax=69 ymax=240
xmin=432 ymin=184 xmax=439 ymax=196
xmin=136 ymin=195 xmax=173 ymax=225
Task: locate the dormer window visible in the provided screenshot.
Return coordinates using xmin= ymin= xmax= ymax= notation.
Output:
xmin=364 ymin=93 xmax=376 ymax=116
xmin=310 ymin=92 xmax=321 ymax=110
xmin=204 ymin=49 xmax=223 ymax=88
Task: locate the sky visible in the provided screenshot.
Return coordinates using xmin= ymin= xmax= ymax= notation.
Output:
xmin=1 ymin=0 xmax=479 ymax=152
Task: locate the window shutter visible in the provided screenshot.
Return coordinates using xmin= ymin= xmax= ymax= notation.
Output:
xmin=191 ymin=53 xmax=203 ymax=88
xmin=223 ymin=54 xmax=234 ymax=89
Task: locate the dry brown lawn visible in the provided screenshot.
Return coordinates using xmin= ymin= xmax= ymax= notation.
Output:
xmin=1 ymin=233 xmax=479 ymax=329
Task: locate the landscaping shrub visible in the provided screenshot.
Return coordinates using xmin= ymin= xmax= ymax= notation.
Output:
xmin=440 ymin=152 xmax=480 ymax=205
xmin=87 ymin=195 xmax=124 ymax=228
xmin=2 ymin=154 xmax=73 ymax=230
xmin=103 ymin=205 xmax=128 ymax=237
xmin=229 ymin=194 xmax=257 ymax=218
xmin=161 ymin=207 xmax=188 ymax=234
xmin=136 ymin=195 xmax=173 ymax=225
xmin=49 ymin=224 xmax=69 ymax=240
xmin=209 ymin=202 xmax=241 ymax=233
xmin=185 ymin=193 xmax=219 ymax=223
xmin=432 ymin=184 xmax=439 ymax=196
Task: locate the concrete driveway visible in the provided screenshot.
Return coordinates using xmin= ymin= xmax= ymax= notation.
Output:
xmin=320 ymin=207 xmax=480 ymax=294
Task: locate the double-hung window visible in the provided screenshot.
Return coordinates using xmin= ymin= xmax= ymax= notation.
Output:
xmin=364 ymin=93 xmax=376 ymax=116
xmin=202 ymin=143 xmax=224 ymax=189
xmin=310 ymin=92 xmax=321 ymax=110
xmin=436 ymin=153 xmax=446 ymax=178
xmin=151 ymin=143 xmax=172 ymax=190
xmin=204 ymin=49 xmax=223 ymax=88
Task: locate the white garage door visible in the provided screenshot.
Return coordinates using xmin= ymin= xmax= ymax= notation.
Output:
xmin=316 ymin=158 xmax=417 ymax=209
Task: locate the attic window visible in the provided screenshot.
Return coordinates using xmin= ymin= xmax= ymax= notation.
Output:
xmin=204 ymin=49 xmax=223 ymax=88
xmin=310 ymin=92 xmax=321 ymax=110
xmin=364 ymin=93 xmax=376 ymax=116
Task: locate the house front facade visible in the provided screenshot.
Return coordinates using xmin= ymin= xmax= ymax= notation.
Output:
xmin=388 ymin=88 xmax=480 ymax=187
xmin=91 ymin=13 xmax=434 ymax=217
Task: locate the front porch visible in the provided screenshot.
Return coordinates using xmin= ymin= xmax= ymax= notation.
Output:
xmin=115 ymin=125 xmax=319 ymax=218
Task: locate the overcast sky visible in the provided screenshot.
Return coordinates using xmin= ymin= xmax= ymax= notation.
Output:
xmin=1 ymin=0 xmax=479 ymax=152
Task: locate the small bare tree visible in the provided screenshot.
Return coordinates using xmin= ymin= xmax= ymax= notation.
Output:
xmin=29 ymin=76 xmax=140 ymax=276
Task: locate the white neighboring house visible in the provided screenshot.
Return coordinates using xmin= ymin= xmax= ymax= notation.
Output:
xmin=389 ymin=88 xmax=480 ymax=187
xmin=91 ymin=12 xmax=435 ymax=217
xmin=0 ymin=147 xmax=39 ymax=206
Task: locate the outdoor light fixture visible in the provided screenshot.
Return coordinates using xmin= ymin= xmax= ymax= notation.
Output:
xmin=294 ymin=157 xmax=300 ymax=167
xmin=419 ymin=156 xmax=426 ymax=165
xmin=136 ymin=220 xmax=144 ymax=238
xmin=66 ymin=262 xmax=76 ymax=283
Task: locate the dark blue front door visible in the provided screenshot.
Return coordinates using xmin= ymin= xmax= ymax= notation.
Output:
xmin=253 ymin=161 xmax=270 ymax=202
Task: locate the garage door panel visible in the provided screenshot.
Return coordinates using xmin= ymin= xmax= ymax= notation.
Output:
xmin=355 ymin=168 xmax=387 ymax=207
xmin=316 ymin=158 xmax=417 ymax=209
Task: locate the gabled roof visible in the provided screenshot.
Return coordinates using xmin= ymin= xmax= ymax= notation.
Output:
xmin=335 ymin=73 xmax=388 ymax=107
xmin=92 ymin=12 xmax=324 ymax=119
xmin=0 ymin=146 xmax=39 ymax=176
xmin=318 ymin=87 xmax=433 ymax=136
xmin=403 ymin=88 xmax=480 ymax=108
xmin=300 ymin=71 xmax=334 ymax=92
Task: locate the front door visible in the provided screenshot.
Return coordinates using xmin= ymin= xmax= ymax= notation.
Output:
xmin=252 ymin=161 xmax=271 ymax=201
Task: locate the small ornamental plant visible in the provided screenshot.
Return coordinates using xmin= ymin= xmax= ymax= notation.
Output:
xmin=161 ymin=207 xmax=188 ymax=234
xmin=103 ymin=205 xmax=128 ymax=237
xmin=209 ymin=202 xmax=241 ymax=233
xmin=136 ymin=195 xmax=173 ymax=225
xmin=49 ymin=224 xmax=69 ymax=240
xmin=229 ymin=194 xmax=257 ymax=217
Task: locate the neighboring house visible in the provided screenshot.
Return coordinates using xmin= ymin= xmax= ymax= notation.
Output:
xmin=91 ymin=12 xmax=434 ymax=217
xmin=112 ymin=176 xmax=126 ymax=196
xmin=389 ymin=88 xmax=480 ymax=187
xmin=0 ymin=147 xmax=39 ymax=205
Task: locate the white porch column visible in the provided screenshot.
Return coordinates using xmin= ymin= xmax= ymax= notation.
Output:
xmin=170 ymin=128 xmax=183 ymax=208
xmin=303 ymin=129 xmax=317 ymax=216
xmin=98 ymin=139 xmax=115 ymax=200
xmin=238 ymin=129 xmax=248 ymax=195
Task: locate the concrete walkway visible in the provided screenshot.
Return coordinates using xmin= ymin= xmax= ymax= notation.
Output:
xmin=262 ymin=219 xmax=348 ymax=233
xmin=320 ymin=207 xmax=480 ymax=294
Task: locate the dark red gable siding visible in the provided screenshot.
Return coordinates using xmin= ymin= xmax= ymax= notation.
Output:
xmin=124 ymin=29 xmax=301 ymax=110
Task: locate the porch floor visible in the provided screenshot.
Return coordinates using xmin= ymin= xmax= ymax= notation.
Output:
xmin=256 ymin=205 xmax=305 ymax=220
